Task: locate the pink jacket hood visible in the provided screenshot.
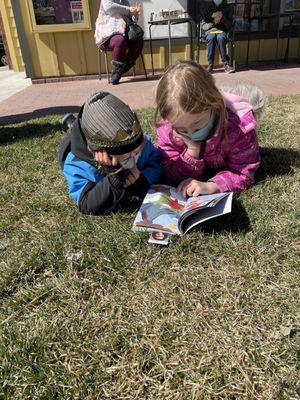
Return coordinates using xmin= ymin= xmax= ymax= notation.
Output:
xmin=221 ymin=91 xmax=257 ymax=133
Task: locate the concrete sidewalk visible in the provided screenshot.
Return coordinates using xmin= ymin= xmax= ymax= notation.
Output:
xmin=1 ymin=63 xmax=300 ymax=125
xmin=0 ymin=66 xmax=31 ymax=103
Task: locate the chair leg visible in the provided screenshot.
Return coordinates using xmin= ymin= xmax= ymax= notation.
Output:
xmin=98 ymin=48 xmax=101 ymax=80
xmin=228 ymin=35 xmax=236 ymax=70
xmin=140 ymin=53 xmax=148 ymax=80
xmin=104 ymin=50 xmax=110 ymax=82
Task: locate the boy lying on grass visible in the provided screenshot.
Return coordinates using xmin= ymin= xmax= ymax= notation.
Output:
xmin=58 ymin=91 xmax=162 ymax=215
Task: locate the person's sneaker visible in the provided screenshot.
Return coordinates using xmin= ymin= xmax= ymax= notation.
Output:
xmin=206 ymin=64 xmax=213 ymax=73
xmin=224 ymin=63 xmax=235 ymax=73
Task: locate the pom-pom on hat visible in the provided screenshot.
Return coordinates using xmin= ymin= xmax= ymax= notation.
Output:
xmin=81 ymin=91 xmax=143 ymax=155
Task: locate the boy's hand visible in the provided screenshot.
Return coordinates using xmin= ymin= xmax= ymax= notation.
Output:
xmin=173 ymin=130 xmax=201 ymax=158
xmin=124 ymin=166 xmax=140 ymax=187
xmin=177 ymin=178 xmax=219 ymax=198
xmin=94 ymin=150 xmax=118 ymax=166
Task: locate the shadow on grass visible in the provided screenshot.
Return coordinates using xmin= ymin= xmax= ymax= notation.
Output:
xmin=0 ymin=106 xmax=81 ymax=145
xmin=193 ymin=198 xmax=251 ymax=236
xmin=0 ymin=121 xmax=62 ymax=145
xmin=257 ymin=146 xmax=300 ymax=182
xmin=0 ymin=105 xmax=81 ymax=127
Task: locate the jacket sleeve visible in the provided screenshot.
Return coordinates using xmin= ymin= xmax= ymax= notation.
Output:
xmin=102 ymin=0 xmax=130 ymax=16
xmin=203 ymin=4 xmax=213 ymax=23
xmin=63 ymin=156 xmax=126 ymax=215
xmin=218 ymin=5 xmax=233 ymax=32
xmin=79 ymin=173 xmax=126 ymax=215
xmin=140 ymin=139 xmax=163 ymax=186
xmin=208 ymin=127 xmax=260 ymax=193
xmin=156 ymin=125 xmax=205 ymax=186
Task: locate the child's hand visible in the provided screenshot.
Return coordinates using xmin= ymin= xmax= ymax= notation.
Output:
xmin=124 ymin=166 xmax=140 ymax=187
xmin=213 ymin=11 xmax=222 ymax=24
xmin=94 ymin=150 xmax=118 ymax=166
xmin=172 ymin=130 xmax=201 ymax=158
xmin=177 ymin=178 xmax=219 ymax=198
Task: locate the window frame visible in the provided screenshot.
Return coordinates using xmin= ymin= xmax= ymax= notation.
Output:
xmin=27 ymin=0 xmax=91 ymax=33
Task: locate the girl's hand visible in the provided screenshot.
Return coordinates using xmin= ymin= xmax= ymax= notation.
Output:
xmin=172 ymin=130 xmax=201 ymax=158
xmin=124 ymin=166 xmax=140 ymax=187
xmin=94 ymin=150 xmax=118 ymax=166
xmin=177 ymin=178 xmax=219 ymax=198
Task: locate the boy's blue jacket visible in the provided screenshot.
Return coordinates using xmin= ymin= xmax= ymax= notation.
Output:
xmin=58 ymin=109 xmax=162 ymax=215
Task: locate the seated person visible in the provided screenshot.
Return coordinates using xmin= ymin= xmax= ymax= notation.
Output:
xmin=96 ymin=0 xmax=143 ymax=85
xmin=58 ymin=91 xmax=162 ymax=215
xmin=202 ymin=0 xmax=235 ymax=73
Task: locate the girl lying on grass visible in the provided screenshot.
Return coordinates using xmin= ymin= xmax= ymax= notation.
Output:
xmin=155 ymin=60 xmax=266 ymax=198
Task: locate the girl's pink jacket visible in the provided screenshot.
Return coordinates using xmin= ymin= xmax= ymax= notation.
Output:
xmin=156 ymin=92 xmax=261 ymax=193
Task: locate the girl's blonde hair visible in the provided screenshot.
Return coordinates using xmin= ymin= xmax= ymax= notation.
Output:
xmin=155 ymin=60 xmax=226 ymax=126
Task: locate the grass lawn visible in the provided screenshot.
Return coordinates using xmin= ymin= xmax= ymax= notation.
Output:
xmin=0 ymin=95 xmax=299 ymax=400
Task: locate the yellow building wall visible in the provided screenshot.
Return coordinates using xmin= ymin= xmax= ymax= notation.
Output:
xmin=15 ymin=0 xmax=300 ymax=79
xmin=19 ymin=0 xmax=99 ymax=78
xmin=0 ymin=0 xmax=24 ymax=72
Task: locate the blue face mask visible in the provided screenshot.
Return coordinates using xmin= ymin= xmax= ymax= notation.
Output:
xmin=178 ymin=113 xmax=215 ymax=142
xmin=213 ymin=0 xmax=223 ymax=6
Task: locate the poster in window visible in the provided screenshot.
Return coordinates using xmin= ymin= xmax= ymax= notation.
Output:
xmin=70 ymin=1 xmax=84 ymax=23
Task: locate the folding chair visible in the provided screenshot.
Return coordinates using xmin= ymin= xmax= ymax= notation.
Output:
xmin=97 ymin=47 xmax=148 ymax=82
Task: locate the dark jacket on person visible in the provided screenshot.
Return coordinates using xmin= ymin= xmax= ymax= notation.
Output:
xmin=58 ymin=108 xmax=162 ymax=215
xmin=202 ymin=1 xmax=233 ymax=34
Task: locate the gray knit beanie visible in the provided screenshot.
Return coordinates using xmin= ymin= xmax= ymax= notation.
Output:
xmin=81 ymin=91 xmax=143 ymax=155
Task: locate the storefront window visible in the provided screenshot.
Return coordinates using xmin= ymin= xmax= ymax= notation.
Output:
xmin=281 ymin=0 xmax=300 ymax=34
xmin=283 ymin=0 xmax=300 ymax=10
xmin=225 ymin=0 xmax=300 ymax=35
xmin=28 ymin=0 xmax=91 ymax=32
xmin=32 ymin=0 xmax=84 ymax=25
xmin=227 ymin=0 xmax=271 ymax=33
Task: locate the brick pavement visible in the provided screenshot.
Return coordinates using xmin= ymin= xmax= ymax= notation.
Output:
xmin=0 ymin=63 xmax=300 ymax=125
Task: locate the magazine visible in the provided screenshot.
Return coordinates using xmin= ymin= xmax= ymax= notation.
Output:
xmin=133 ymin=184 xmax=233 ymax=238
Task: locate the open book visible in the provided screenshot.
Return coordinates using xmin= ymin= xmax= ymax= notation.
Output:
xmin=132 ymin=184 xmax=233 ymax=237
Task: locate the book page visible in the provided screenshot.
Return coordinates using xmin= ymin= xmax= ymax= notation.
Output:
xmin=132 ymin=185 xmax=186 ymax=235
xmin=181 ymin=193 xmax=229 ymax=216
xmin=179 ymin=193 xmax=233 ymax=234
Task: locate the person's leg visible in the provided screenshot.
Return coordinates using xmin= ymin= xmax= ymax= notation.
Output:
xmin=216 ymin=32 xmax=235 ymax=73
xmin=216 ymin=32 xmax=228 ymax=64
xmin=127 ymin=39 xmax=144 ymax=62
xmin=205 ymin=33 xmax=217 ymax=72
xmin=105 ymin=35 xmax=129 ymax=84
xmin=107 ymin=34 xmax=128 ymax=62
xmin=122 ymin=39 xmax=144 ymax=74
